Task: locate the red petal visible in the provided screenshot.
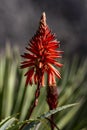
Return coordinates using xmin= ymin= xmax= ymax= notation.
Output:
xmin=20 ymin=63 xmax=34 ymax=68
xmin=28 ymin=48 xmax=39 ymax=55
xmin=25 ymin=68 xmax=34 ymax=86
xmin=47 ymin=70 xmax=52 ymax=86
xmin=47 ymin=55 xmax=62 ymax=59
xmin=47 ymin=58 xmax=63 ymax=68
xmin=21 ymin=53 xmax=36 ymax=59
xmin=47 ymin=70 xmax=56 ymax=86
xmin=54 ymin=61 xmax=63 ymax=67
xmin=51 ymin=72 xmax=56 ymax=85
xmin=34 ymin=73 xmax=38 ymax=84
xmin=48 ymin=63 xmax=61 ymax=79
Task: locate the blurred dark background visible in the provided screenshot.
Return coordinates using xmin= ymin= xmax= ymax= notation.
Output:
xmin=0 ymin=0 xmax=87 ymax=58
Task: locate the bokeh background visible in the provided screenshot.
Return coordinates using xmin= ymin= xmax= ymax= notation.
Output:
xmin=0 ymin=1 xmax=87 ymax=129
xmin=0 ymin=0 xmax=87 ymax=58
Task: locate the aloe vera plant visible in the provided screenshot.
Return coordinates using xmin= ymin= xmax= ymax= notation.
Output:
xmin=0 ymin=12 xmax=87 ymax=130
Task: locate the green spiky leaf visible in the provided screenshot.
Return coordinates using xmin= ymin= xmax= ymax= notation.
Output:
xmin=38 ymin=103 xmax=78 ymax=119
xmin=0 ymin=117 xmax=17 ymax=130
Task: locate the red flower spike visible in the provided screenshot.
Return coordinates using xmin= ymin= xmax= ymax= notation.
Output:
xmin=21 ymin=12 xmax=63 ymax=86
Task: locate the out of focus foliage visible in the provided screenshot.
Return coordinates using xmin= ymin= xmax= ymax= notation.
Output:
xmin=0 ymin=45 xmax=87 ymax=130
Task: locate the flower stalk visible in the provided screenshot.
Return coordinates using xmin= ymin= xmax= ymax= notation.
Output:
xmin=26 ymin=70 xmax=42 ymax=119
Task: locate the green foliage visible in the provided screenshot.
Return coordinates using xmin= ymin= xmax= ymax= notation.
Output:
xmin=0 ymin=44 xmax=87 ymax=130
xmin=0 ymin=116 xmax=17 ymax=130
xmin=0 ymin=104 xmax=78 ymax=130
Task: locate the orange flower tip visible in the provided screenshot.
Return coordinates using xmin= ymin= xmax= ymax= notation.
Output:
xmin=58 ymin=56 xmax=62 ymax=58
xmin=40 ymin=12 xmax=46 ymax=27
xmin=58 ymin=51 xmax=64 ymax=54
xmin=58 ymin=75 xmax=61 ymax=79
xmin=60 ymin=64 xmax=63 ymax=67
